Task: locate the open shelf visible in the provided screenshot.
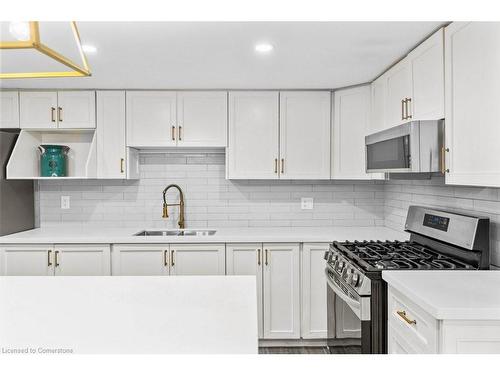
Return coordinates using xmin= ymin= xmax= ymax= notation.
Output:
xmin=6 ymin=129 xmax=97 ymax=179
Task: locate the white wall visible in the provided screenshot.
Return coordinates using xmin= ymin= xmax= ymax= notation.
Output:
xmin=37 ymin=152 xmax=386 ymax=229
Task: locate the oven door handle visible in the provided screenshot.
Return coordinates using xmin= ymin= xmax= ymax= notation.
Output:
xmin=325 ymin=268 xmax=362 ymax=319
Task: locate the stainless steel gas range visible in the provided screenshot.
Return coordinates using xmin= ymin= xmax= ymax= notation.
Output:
xmin=325 ymin=206 xmax=490 ymax=354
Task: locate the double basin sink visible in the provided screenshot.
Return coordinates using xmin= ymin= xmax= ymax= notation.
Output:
xmin=134 ymin=229 xmax=217 ymax=237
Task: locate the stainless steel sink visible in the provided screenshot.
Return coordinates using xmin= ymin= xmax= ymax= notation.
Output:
xmin=134 ymin=229 xmax=216 ymax=236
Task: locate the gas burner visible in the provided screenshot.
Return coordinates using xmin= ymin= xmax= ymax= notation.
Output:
xmin=333 ymin=239 xmax=477 ymax=272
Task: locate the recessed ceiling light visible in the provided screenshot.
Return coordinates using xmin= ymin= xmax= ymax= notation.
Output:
xmin=82 ymin=44 xmax=97 ymax=54
xmin=255 ymin=43 xmax=274 ymax=53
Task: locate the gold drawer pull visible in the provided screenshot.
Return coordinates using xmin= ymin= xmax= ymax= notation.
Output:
xmin=54 ymin=250 xmax=60 ymax=267
xmin=274 ymin=159 xmax=278 ymax=174
xmin=120 ymin=158 xmax=125 ymax=173
xmin=47 ymin=250 xmax=52 ymax=266
xmin=164 ymin=250 xmax=168 ymax=267
xmin=265 ymin=249 xmax=269 ymax=266
xmin=257 ymin=248 xmax=261 ymax=266
xmin=397 ymin=310 xmax=416 ymax=325
xmin=171 ymin=249 xmax=175 ymax=266
xmin=281 ymin=158 xmax=284 ymax=174
xmin=51 ymin=107 xmax=56 ymax=122
xmin=171 ymin=125 xmax=176 ymax=141
xmin=58 ymin=107 xmax=63 ymax=122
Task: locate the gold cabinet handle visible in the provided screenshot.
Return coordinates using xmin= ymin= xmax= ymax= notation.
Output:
xmin=54 ymin=250 xmax=60 ymax=267
xmin=164 ymin=250 xmax=168 ymax=267
xmin=58 ymin=107 xmax=63 ymax=122
xmin=406 ymin=98 xmax=412 ymax=119
xmin=401 ymin=99 xmax=406 ymax=120
xmin=281 ymin=158 xmax=284 ymax=174
xmin=178 ymin=125 xmax=182 ymax=141
xmin=396 ymin=310 xmax=416 ymax=325
xmin=265 ymin=249 xmax=268 ymax=266
xmin=47 ymin=250 xmax=52 ymax=267
xmin=257 ymin=248 xmax=261 ymax=266
xmin=274 ymin=159 xmax=278 ymax=174
xmin=440 ymin=147 xmax=450 ymax=174
xmin=171 ymin=125 xmax=176 ymax=141
xmin=51 ymin=107 xmax=56 ymax=122
xmin=120 ymin=158 xmax=125 ymax=173
xmin=171 ymin=250 xmax=175 ymax=267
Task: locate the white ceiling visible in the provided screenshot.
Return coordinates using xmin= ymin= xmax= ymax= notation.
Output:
xmin=0 ymin=21 xmax=444 ymax=89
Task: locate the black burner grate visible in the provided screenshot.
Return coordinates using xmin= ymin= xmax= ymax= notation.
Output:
xmin=334 ymin=240 xmax=475 ymax=272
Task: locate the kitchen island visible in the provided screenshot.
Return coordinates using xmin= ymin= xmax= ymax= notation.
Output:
xmin=383 ymin=271 xmax=500 ymax=353
xmin=0 ymin=275 xmax=258 ymax=354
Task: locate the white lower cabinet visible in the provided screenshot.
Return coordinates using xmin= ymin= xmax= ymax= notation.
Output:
xmin=388 ymin=286 xmax=500 ymax=354
xmin=263 ymin=243 xmax=300 ymax=339
xmin=301 ymin=243 xmax=327 ymax=339
xmin=112 ymin=244 xmax=169 ymax=275
xmin=0 ymin=244 xmax=110 ymax=276
xmin=53 ymin=245 xmax=110 ymax=276
xmin=226 ymin=244 xmax=264 ymax=338
xmin=0 ymin=245 xmax=53 ymax=276
xmin=112 ymin=244 xmax=225 ymax=276
xmin=169 ymin=244 xmax=225 ymax=275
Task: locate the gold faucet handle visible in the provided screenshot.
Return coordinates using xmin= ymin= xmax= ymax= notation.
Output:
xmin=162 ymin=203 xmax=169 ymax=218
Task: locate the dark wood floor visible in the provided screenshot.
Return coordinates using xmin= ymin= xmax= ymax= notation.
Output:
xmin=259 ymin=346 xmax=361 ymax=354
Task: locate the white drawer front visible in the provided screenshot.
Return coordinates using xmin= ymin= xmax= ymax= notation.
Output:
xmin=388 ymin=286 xmax=438 ymax=353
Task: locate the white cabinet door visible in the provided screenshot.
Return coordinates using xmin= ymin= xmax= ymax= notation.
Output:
xmin=54 ymin=244 xmax=110 ymax=276
xmin=57 ymin=91 xmax=96 ymax=129
xmin=176 ymin=91 xmax=227 ymax=147
xmin=20 ymin=91 xmax=58 ymax=129
xmin=370 ymin=74 xmax=387 ymax=133
xmin=227 ymin=91 xmax=279 ymax=179
xmin=388 ymin=328 xmax=421 ymax=354
xmin=408 ymin=28 xmax=445 ymax=121
xmin=97 ymin=91 xmax=127 ymax=179
xmin=226 ymin=244 xmax=264 ymax=338
xmin=332 ymin=86 xmax=383 ymax=180
xmin=0 ymin=91 xmax=19 ymax=129
xmin=385 ymin=59 xmax=412 ymax=128
xmin=170 ymin=244 xmax=225 ymax=275
xmin=112 ymin=245 xmax=169 ymax=276
xmin=279 ymin=91 xmax=331 ymax=179
xmin=0 ymin=245 xmax=53 ymax=276
xmin=263 ymin=243 xmax=300 ymax=339
xmin=301 ymin=243 xmax=328 ymax=339
xmin=445 ymin=22 xmax=500 ymax=187
xmin=126 ymin=91 xmax=177 ymax=147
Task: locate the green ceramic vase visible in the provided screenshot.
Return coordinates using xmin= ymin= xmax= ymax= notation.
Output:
xmin=38 ymin=145 xmax=70 ymax=177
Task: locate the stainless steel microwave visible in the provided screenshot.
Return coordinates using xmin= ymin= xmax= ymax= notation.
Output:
xmin=365 ymin=120 xmax=444 ymax=174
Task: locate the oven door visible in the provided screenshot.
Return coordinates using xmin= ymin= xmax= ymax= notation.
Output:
xmin=326 ymin=267 xmax=371 ymax=354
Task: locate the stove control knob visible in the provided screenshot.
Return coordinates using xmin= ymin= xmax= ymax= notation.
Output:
xmin=351 ymin=272 xmax=360 ymax=287
xmin=323 ymin=251 xmax=330 ymax=261
xmin=337 ymin=261 xmax=345 ymax=272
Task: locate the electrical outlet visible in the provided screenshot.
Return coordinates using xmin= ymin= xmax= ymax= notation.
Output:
xmin=301 ymin=197 xmax=314 ymax=210
xmin=61 ymin=196 xmax=70 ymax=210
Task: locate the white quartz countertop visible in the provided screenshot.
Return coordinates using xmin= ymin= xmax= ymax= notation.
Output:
xmin=383 ymin=271 xmax=500 ymax=320
xmin=0 ymin=225 xmax=408 ymax=244
xmin=0 ymin=276 xmax=258 ymax=354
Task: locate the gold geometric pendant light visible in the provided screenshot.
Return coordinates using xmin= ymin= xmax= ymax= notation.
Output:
xmin=0 ymin=21 xmax=91 ymax=79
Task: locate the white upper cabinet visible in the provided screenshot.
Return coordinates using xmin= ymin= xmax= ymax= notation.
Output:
xmin=176 ymin=91 xmax=227 ymax=147
xmin=97 ymin=91 xmax=139 ymax=179
xmin=57 ymin=91 xmax=96 ymax=129
xmin=126 ymin=91 xmax=177 ymax=147
xmin=332 ymin=85 xmax=383 ymax=180
xmin=385 ymin=59 xmax=412 ymax=128
xmin=444 ymin=22 xmax=500 ymax=187
xmin=408 ymin=28 xmax=445 ymax=120
xmin=169 ymin=244 xmax=225 ymax=276
xmin=0 ymin=91 xmax=19 ymax=129
xmin=20 ymin=91 xmax=95 ymax=129
xmin=53 ymin=245 xmax=110 ymax=276
xmin=263 ymin=243 xmax=300 ymax=339
xmin=227 ymin=91 xmax=279 ymax=179
xmin=279 ymin=91 xmax=331 ymax=179
xmin=370 ymin=74 xmax=387 ymax=133
xmin=20 ymin=92 xmax=58 ymax=129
